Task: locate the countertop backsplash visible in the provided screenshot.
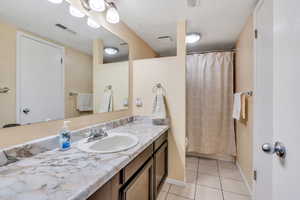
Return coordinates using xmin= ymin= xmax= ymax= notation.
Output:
xmin=1 ymin=116 xmax=135 ymax=166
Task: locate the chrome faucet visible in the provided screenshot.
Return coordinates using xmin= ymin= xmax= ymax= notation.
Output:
xmin=87 ymin=127 xmax=108 ymax=143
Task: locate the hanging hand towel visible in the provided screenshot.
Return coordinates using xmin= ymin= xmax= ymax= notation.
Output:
xmin=76 ymin=93 xmax=93 ymax=112
xmin=99 ymin=90 xmax=113 ymax=113
xmin=152 ymin=88 xmax=167 ymax=119
xmin=0 ymin=151 xmax=8 ymax=166
xmin=232 ymin=92 xmax=242 ymax=120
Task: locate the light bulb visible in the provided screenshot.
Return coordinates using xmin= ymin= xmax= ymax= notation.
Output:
xmin=87 ymin=18 xmax=100 ymax=29
xmin=106 ymin=6 xmax=120 ymax=24
xmin=89 ymin=0 xmax=106 ymax=12
xmin=47 ymin=0 xmax=63 ymax=4
xmin=104 ymin=47 xmax=119 ymax=55
xmin=69 ymin=5 xmax=85 ymax=18
xmin=186 ymin=33 xmax=201 ymax=44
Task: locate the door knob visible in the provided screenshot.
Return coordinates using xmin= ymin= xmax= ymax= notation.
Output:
xmin=262 ymin=143 xmax=273 ymax=153
xmin=262 ymin=142 xmax=286 ymax=158
xmin=22 ymin=108 xmax=30 ymax=114
xmin=274 ymin=142 xmax=286 ymax=158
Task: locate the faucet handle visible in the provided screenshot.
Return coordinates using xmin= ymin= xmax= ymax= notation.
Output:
xmin=88 ymin=128 xmax=97 ymax=136
xmin=100 ymin=127 xmax=108 ymax=136
xmin=99 ymin=127 xmax=107 ymax=132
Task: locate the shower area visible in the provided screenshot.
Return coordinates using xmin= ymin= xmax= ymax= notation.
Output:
xmin=186 ymin=51 xmax=236 ymax=161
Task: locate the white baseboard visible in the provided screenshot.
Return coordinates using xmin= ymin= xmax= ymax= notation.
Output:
xmin=236 ymin=162 xmax=253 ymax=197
xmin=166 ymin=178 xmax=186 ymax=187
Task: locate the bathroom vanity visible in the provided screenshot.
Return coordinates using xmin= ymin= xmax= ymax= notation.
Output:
xmin=0 ymin=117 xmax=168 ymax=200
xmin=88 ymin=131 xmax=168 ymax=200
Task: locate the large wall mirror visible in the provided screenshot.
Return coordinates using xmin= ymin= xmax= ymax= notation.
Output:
xmin=0 ymin=0 xmax=129 ymax=129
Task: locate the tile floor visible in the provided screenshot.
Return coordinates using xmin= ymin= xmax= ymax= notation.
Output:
xmin=157 ymin=157 xmax=251 ymax=200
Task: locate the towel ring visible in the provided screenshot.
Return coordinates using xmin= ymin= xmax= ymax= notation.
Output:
xmin=0 ymin=87 xmax=10 ymax=94
xmin=104 ymin=85 xmax=112 ymax=92
xmin=152 ymin=83 xmax=166 ymax=95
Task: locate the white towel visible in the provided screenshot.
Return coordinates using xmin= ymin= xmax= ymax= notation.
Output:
xmin=0 ymin=151 xmax=8 ymax=166
xmin=76 ymin=93 xmax=93 ymax=112
xmin=232 ymin=92 xmax=242 ymax=120
xmin=99 ymin=90 xmax=113 ymax=113
xmin=152 ymin=89 xmax=167 ymax=119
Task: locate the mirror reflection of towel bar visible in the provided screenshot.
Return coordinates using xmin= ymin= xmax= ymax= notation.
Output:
xmin=242 ymin=91 xmax=253 ymax=96
xmin=0 ymin=87 xmax=10 ymax=94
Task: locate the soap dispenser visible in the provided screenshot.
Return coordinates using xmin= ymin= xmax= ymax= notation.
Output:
xmin=59 ymin=121 xmax=71 ymax=151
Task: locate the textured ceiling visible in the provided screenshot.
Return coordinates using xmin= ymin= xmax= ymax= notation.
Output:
xmin=0 ymin=0 xmax=129 ymax=62
xmin=117 ymin=0 xmax=258 ymax=56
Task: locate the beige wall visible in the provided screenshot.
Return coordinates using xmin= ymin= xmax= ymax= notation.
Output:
xmin=65 ymin=47 xmax=93 ymax=118
xmin=132 ymin=21 xmax=186 ymax=182
xmin=235 ymin=16 xmax=254 ymax=188
xmin=0 ymin=20 xmax=93 ymax=127
xmin=94 ymin=61 xmax=129 ymax=112
xmin=0 ymin=21 xmax=16 ymax=128
xmin=132 ymin=57 xmax=186 ymax=182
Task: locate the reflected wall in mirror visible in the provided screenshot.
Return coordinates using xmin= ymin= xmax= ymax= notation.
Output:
xmin=0 ymin=0 xmax=129 ymax=129
xmin=93 ymin=35 xmax=129 ymax=114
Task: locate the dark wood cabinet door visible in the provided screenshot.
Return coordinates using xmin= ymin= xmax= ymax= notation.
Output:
xmin=88 ymin=173 xmax=121 ymax=200
xmin=154 ymin=142 xmax=168 ymax=196
xmin=121 ymin=158 xmax=154 ymax=200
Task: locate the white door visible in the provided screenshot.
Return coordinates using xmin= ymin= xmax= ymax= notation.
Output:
xmin=17 ymin=33 xmax=64 ymax=125
xmin=254 ymin=0 xmax=300 ymax=199
xmin=253 ymin=0 xmax=273 ymax=199
xmin=273 ymin=0 xmax=300 ymax=199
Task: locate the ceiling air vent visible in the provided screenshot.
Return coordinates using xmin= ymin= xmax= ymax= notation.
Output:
xmin=120 ymin=42 xmax=128 ymax=46
xmin=187 ymin=0 xmax=200 ymax=7
xmin=157 ymin=36 xmax=173 ymax=43
xmin=55 ymin=23 xmax=77 ymax=35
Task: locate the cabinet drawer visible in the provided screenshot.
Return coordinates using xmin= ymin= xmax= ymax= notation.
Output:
xmin=123 ymin=145 xmax=153 ymax=183
xmin=154 ymin=131 xmax=168 ymax=151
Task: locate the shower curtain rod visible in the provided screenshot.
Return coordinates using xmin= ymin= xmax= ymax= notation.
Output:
xmin=186 ymin=49 xmax=236 ymax=55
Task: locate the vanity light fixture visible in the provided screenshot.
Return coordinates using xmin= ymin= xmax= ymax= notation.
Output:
xmin=106 ymin=3 xmax=120 ymax=24
xmin=186 ymin=33 xmax=201 ymax=44
xmin=89 ymin=0 xmax=106 ymax=12
xmin=87 ymin=17 xmax=101 ymax=29
xmin=80 ymin=0 xmax=120 ymax=24
xmin=104 ymin=47 xmax=119 ymax=55
xmin=69 ymin=5 xmax=85 ymax=18
xmin=47 ymin=0 xmax=63 ymax=4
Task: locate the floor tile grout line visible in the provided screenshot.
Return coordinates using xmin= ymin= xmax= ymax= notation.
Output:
xmin=193 ymin=158 xmax=200 ymax=200
xmin=165 ymin=183 xmax=171 ymax=200
xmin=217 ymin=160 xmax=225 ymax=200
xmin=196 ymin=183 xmax=222 ymax=190
xmin=167 ymin=193 xmax=195 ymax=200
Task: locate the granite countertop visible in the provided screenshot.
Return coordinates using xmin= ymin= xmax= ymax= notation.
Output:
xmin=0 ymin=119 xmax=168 ymax=200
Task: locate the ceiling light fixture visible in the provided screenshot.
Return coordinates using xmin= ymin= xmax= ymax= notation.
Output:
xmin=106 ymin=3 xmax=120 ymax=24
xmin=89 ymin=0 xmax=106 ymax=12
xmin=69 ymin=5 xmax=85 ymax=18
xmin=186 ymin=33 xmax=201 ymax=44
xmin=87 ymin=18 xmax=101 ymax=29
xmin=47 ymin=0 xmax=63 ymax=4
xmin=104 ymin=47 xmax=119 ymax=55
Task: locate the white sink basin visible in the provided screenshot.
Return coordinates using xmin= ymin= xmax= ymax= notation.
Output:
xmin=77 ymin=133 xmax=139 ymax=154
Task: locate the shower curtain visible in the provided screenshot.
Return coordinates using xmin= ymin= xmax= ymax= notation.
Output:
xmin=186 ymin=52 xmax=236 ymax=156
